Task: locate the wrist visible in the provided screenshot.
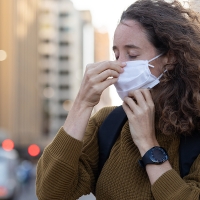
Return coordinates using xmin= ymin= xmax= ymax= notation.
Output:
xmin=72 ymin=96 xmax=95 ymax=113
xmin=63 ymin=99 xmax=93 ymax=141
xmin=137 ymin=140 xmax=160 ymax=156
xmin=76 ymin=90 xmax=98 ymax=109
xmin=139 ymin=146 xmax=169 ymax=169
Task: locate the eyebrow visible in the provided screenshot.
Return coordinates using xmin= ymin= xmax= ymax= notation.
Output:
xmin=112 ymin=44 xmax=140 ymax=51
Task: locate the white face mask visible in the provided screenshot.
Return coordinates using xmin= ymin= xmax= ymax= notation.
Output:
xmin=114 ymin=54 xmax=163 ymax=100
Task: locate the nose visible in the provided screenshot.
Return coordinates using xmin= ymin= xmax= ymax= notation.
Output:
xmin=117 ymin=54 xmax=127 ymax=63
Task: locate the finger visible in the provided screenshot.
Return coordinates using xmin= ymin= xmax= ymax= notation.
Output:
xmin=128 ymin=90 xmax=147 ymax=108
xmin=140 ymin=89 xmax=154 ymax=107
xmin=85 ymin=61 xmax=107 ymax=71
xmin=96 ymin=77 xmax=119 ymax=92
xmin=85 ymin=61 xmax=107 ymax=77
xmin=122 ymin=101 xmax=134 ymax=119
xmin=91 ymin=69 xmax=120 ymax=83
xmin=85 ymin=61 xmax=125 ymax=83
xmin=93 ymin=61 xmax=125 ymax=75
xmin=84 ymin=61 xmax=107 ymax=81
xmin=123 ymin=96 xmax=138 ymax=113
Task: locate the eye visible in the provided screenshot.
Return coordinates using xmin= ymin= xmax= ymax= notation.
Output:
xmin=128 ymin=55 xmax=138 ymax=59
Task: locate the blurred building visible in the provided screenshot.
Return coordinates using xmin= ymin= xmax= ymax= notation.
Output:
xmin=0 ymin=0 xmax=95 ymax=152
xmin=0 ymin=0 xmax=42 ymax=149
xmin=80 ymin=10 xmax=95 ymax=74
xmin=93 ymin=28 xmax=112 ymax=113
xmin=38 ymin=0 xmax=94 ymax=138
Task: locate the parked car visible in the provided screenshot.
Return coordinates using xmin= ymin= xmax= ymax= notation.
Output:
xmin=16 ymin=160 xmax=33 ymax=184
xmin=0 ymin=148 xmax=20 ymax=200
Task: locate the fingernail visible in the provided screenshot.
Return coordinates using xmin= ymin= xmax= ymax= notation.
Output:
xmin=122 ymin=62 xmax=127 ymax=66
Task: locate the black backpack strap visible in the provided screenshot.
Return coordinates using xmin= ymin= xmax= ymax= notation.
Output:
xmin=97 ymin=106 xmax=200 ymax=179
xmin=97 ymin=106 xmax=127 ymax=178
xmin=179 ymin=131 xmax=200 ymax=177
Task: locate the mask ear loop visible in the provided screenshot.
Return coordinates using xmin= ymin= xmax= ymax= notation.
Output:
xmin=148 ymin=64 xmax=155 ymax=68
xmin=148 ymin=53 xmax=164 ymax=68
xmin=146 ymin=53 xmax=165 ymax=89
xmin=147 ymin=54 xmax=166 ymax=89
xmin=150 ymin=69 xmax=167 ymax=88
xmin=147 ymin=72 xmax=164 ymax=90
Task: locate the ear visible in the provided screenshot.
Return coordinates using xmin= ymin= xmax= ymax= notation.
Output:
xmin=164 ymin=51 xmax=176 ymax=70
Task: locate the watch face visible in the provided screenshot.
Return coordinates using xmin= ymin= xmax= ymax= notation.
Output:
xmin=150 ymin=147 xmax=168 ymax=164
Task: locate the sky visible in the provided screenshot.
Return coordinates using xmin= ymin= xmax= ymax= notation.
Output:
xmin=71 ymin=0 xmax=187 ymax=33
xmin=71 ymin=0 xmax=135 ymax=29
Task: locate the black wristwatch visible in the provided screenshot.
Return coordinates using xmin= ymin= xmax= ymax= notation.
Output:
xmin=139 ymin=146 xmax=169 ymax=168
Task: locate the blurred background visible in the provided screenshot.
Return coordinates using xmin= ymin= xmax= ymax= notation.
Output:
xmin=0 ymin=0 xmax=198 ymax=199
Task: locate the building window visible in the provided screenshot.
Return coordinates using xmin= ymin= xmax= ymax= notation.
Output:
xmin=44 ymin=83 xmax=50 ymax=88
xmin=58 ymin=114 xmax=68 ymax=120
xmin=59 ymin=70 xmax=69 ymax=75
xmin=42 ymin=99 xmax=50 ymax=136
xmin=59 ymin=13 xmax=69 ymax=17
xmin=41 ymin=54 xmax=51 ymax=59
xmin=43 ymin=69 xmax=50 ymax=73
xmin=59 ymin=56 xmax=69 ymax=61
xmin=59 ymin=100 xmax=64 ymax=104
xmin=59 ymin=41 xmax=69 ymax=46
xmin=59 ymin=27 xmax=69 ymax=32
xmin=41 ymin=39 xmax=51 ymax=43
xmin=59 ymin=85 xmax=69 ymax=90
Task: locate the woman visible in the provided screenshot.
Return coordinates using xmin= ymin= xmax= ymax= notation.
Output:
xmin=36 ymin=0 xmax=200 ymax=199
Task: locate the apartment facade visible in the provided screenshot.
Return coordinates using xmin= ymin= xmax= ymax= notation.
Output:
xmin=0 ymin=0 xmax=94 ymax=150
xmin=0 ymin=0 xmax=42 ymax=148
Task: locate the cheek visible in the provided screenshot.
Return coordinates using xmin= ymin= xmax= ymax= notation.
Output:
xmin=149 ymin=62 xmax=164 ymax=77
xmin=149 ymin=68 xmax=161 ymax=77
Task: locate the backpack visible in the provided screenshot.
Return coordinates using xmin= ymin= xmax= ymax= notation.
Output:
xmin=97 ymin=105 xmax=200 ymax=179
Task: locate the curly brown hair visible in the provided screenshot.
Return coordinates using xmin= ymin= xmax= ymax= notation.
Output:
xmin=121 ymin=0 xmax=200 ymax=135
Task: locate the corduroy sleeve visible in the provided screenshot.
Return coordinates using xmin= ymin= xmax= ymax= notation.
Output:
xmin=36 ymin=106 xmax=115 ymax=200
xmin=151 ymin=155 xmax=200 ymax=200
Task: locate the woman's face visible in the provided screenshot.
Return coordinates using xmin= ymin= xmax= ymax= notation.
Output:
xmin=113 ymin=19 xmax=167 ymax=77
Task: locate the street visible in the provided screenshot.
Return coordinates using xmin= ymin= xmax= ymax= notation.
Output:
xmin=14 ymin=178 xmax=37 ymax=200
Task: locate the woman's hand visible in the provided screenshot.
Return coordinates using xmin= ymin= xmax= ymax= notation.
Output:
xmin=63 ymin=61 xmax=125 ymax=141
xmin=122 ymin=89 xmax=159 ymax=156
xmin=76 ymin=61 xmax=125 ymax=108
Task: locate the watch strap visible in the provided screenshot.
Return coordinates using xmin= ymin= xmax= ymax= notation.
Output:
xmin=139 ymin=146 xmax=168 ymax=168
